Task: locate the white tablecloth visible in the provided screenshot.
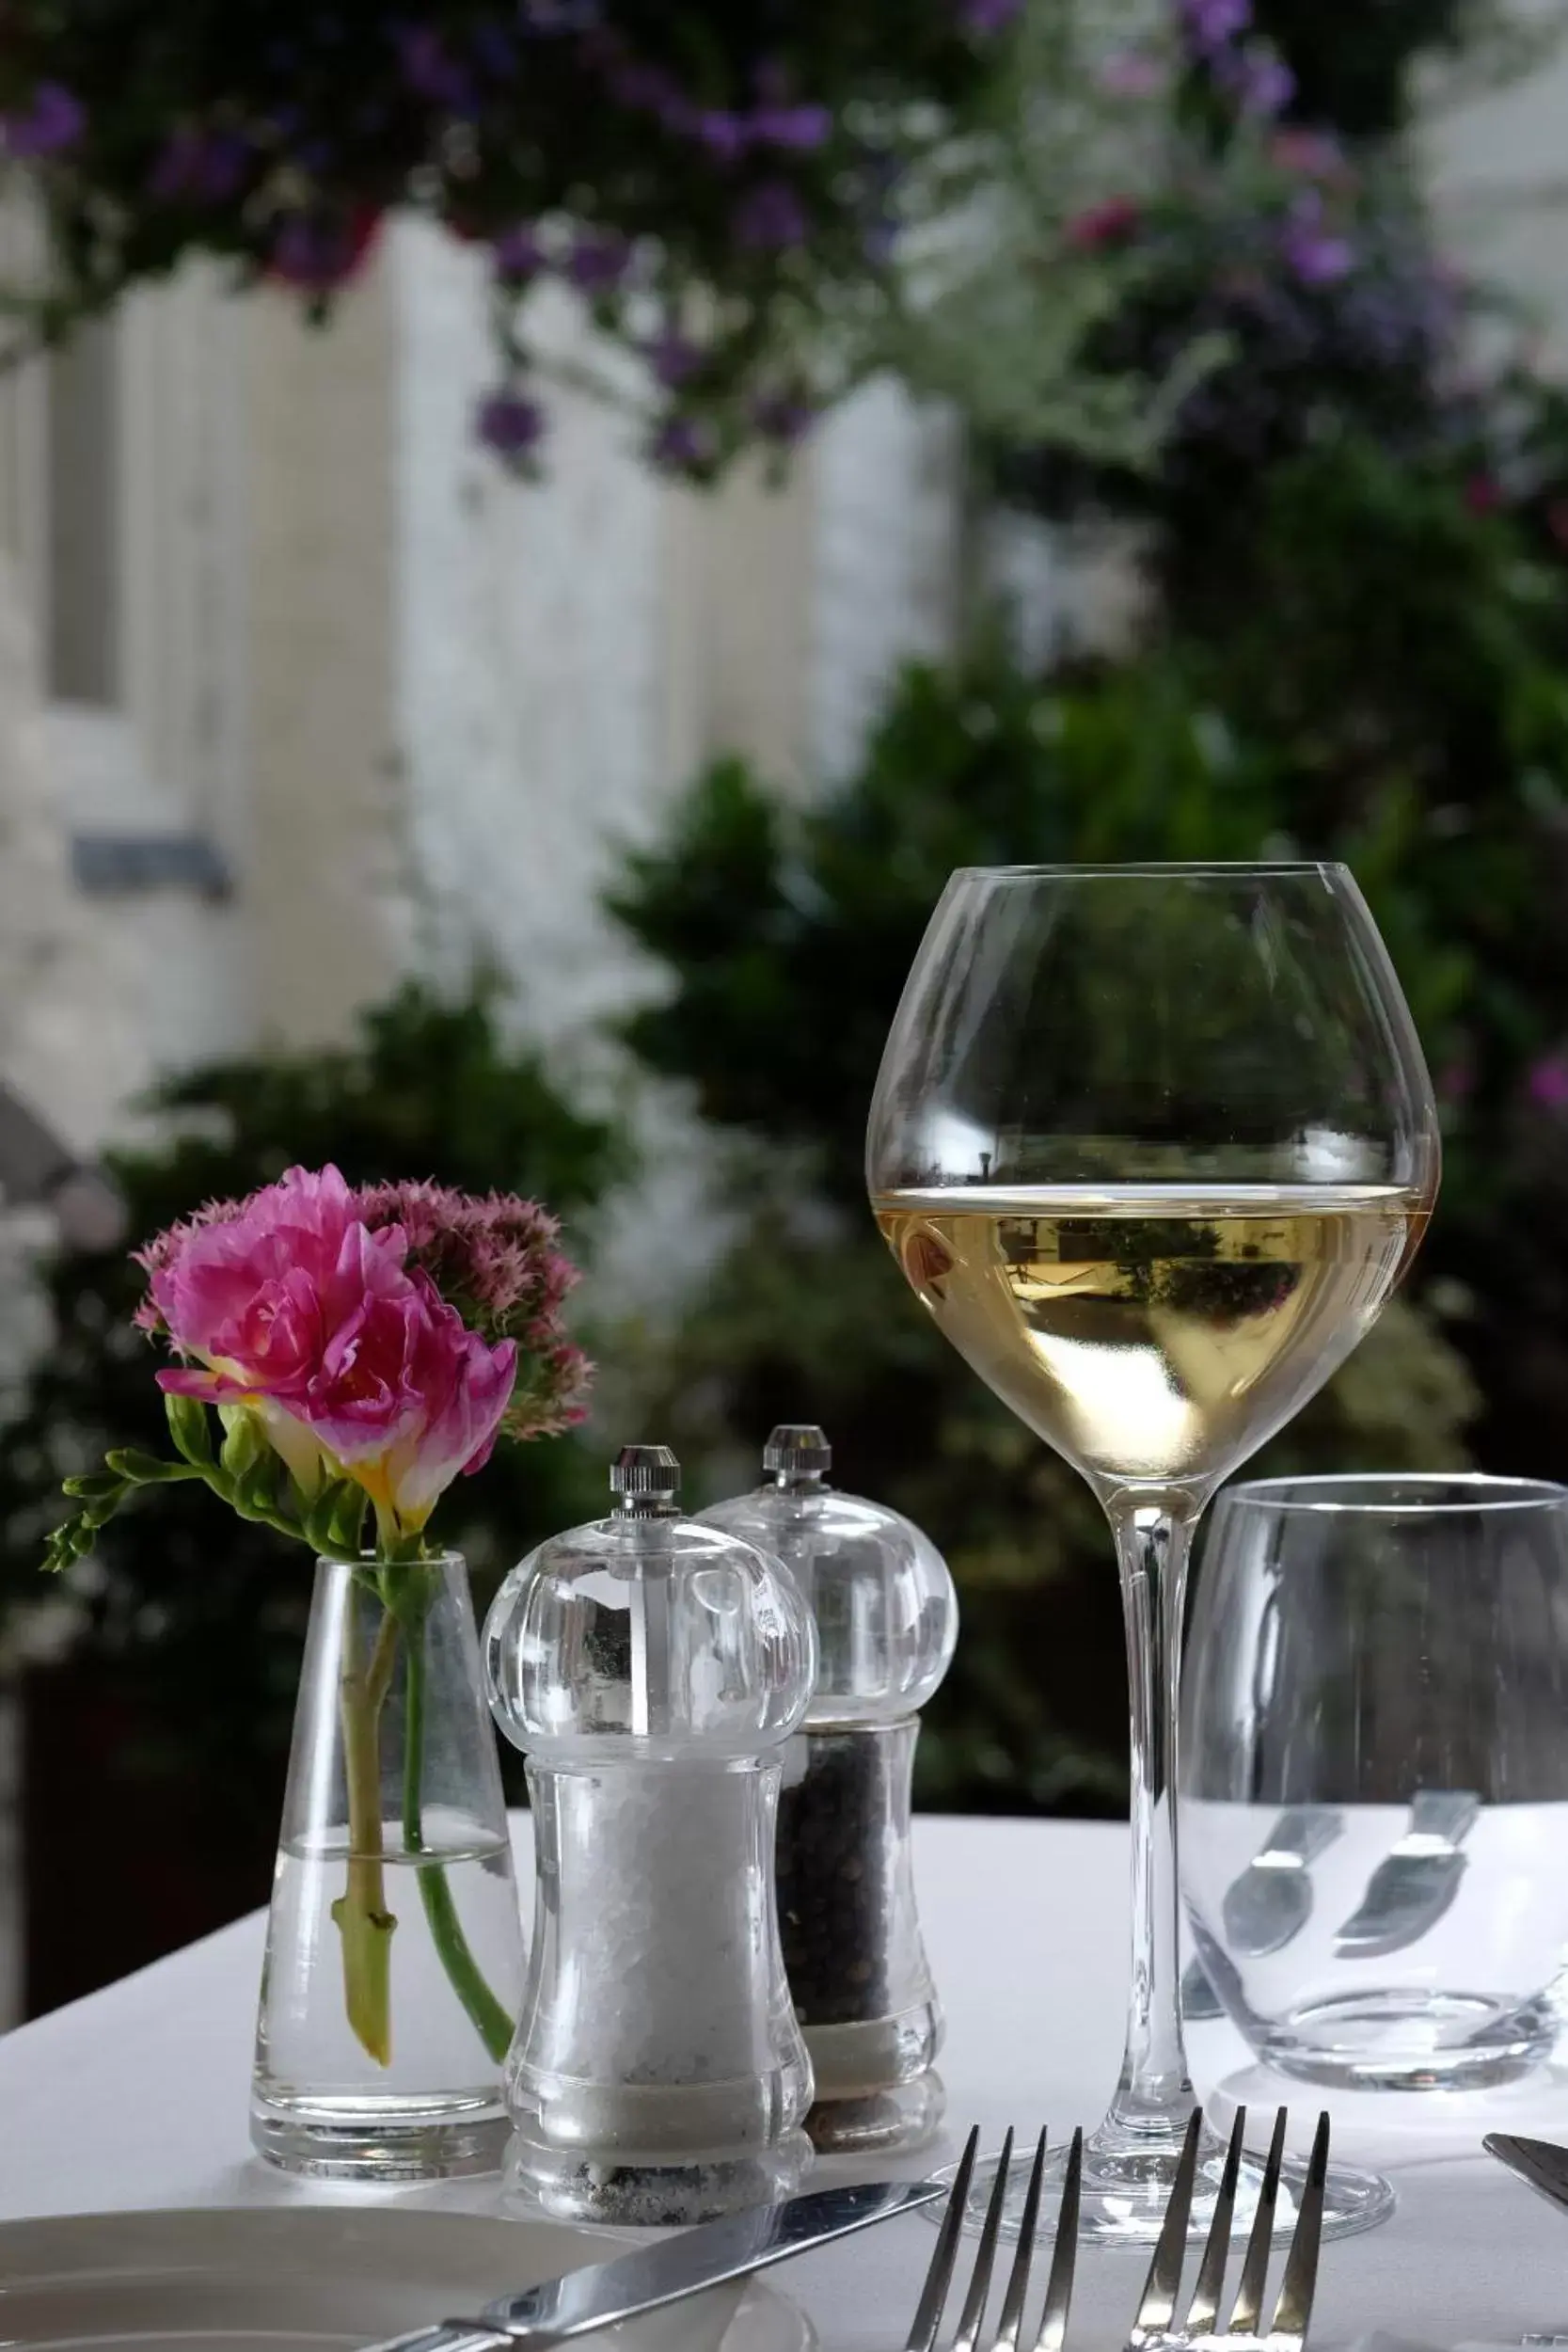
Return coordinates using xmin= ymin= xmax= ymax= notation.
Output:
xmin=0 ymin=1815 xmax=1564 ymax=2348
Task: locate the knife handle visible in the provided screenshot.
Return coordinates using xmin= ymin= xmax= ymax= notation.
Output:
xmin=1262 ymin=1805 xmax=1342 ymax=1867
xmin=1409 ymin=1788 xmax=1480 ymax=1848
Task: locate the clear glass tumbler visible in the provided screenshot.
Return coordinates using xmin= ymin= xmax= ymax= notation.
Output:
xmin=1182 ymin=1475 xmax=1568 ymax=2091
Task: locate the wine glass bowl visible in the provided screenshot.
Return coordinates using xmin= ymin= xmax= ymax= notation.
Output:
xmin=867 ymin=864 xmax=1439 ymax=2243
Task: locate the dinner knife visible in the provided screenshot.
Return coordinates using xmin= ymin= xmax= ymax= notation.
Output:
xmin=1220 ymin=1805 xmax=1344 ymax=1958
xmin=1485 ymin=2134 xmax=1568 ymax=2215
xmin=362 ymin=2173 xmax=948 ymax=2351
xmin=1333 ymin=1789 xmax=1480 ymax=1961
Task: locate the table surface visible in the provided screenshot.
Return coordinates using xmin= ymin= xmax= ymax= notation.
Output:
xmin=0 ymin=1815 xmax=1565 ymax=2350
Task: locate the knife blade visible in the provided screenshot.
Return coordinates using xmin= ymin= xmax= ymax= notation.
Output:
xmin=1333 ymin=1790 xmax=1480 ymax=1961
xmin=1485 ymin=2134 xmax=1568 ymax=2215
xmin=362 ymin=2173 xmax=947 ymax=2351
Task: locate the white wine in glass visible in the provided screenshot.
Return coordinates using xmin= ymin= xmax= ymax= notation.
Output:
xmin=866 ymin=865 xmax=1440 ymax=2246
xmin=873 ymin=1185 xmax=1428 ymax=1497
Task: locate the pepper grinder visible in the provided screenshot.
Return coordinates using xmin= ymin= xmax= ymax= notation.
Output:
xmin=483 ymin=1444 xmax=816 ymax=2223
xmin=701 ymin=1425 xmax=958 ymax=2153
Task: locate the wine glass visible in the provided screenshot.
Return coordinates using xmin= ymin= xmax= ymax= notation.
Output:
xmin=866 ymin=864 xmax=1439 ymax=2244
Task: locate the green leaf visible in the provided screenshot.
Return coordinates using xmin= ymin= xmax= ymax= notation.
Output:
xmin=165 ymin=1391 xmax=215 ymax=1467
xmin=305 ymin=1478 xmax=360 ymax=1557
xmin=237 ymin=1451 xmax=281 ymax=1521
xmin=42 ymin=1518 xmax=86 ymax=1574
xmin=327 ymin=1484 xmax=368 ymax=1556
xmin=104 ymin=1448 xmax=200 ymax=1486
xmin=61 ymin=1470 xmax=124 ymax=1503
xmin=220 ymin=1411 xmax=266 ymax=1483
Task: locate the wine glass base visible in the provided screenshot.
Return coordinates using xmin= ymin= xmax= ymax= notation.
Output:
xmin=937 ymin=2122 xmax=1396 ymax=2248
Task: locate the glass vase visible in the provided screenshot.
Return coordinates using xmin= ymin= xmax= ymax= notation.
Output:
xmin=252 ymin=1551 xmax=526 ymax=2180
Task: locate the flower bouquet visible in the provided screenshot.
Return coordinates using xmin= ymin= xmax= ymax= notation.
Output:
xmin=52 ymin=1163 xmax=588 ymax=2171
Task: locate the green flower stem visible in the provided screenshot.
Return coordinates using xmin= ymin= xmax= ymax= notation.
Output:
xmin=401 ymin=1624 xmax=515 ymax=2066
xmin=330 ymin=1597 xmax=401 ymax=2066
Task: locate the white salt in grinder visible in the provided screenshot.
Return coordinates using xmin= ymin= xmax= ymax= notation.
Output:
xmin=483 ymin=1444 xmax=816 ymax=2222
xmin=702 ymin=1425 xmax=958 ymax=2153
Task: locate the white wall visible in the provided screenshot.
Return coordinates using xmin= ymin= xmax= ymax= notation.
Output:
xmin=1425 ymin=11 xmax=1568 ymax=362
xmin=389 ymin=225 xmax=967 ymax=1041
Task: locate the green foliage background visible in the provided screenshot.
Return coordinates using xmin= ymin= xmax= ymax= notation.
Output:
xmin=4 ymin=0 xmax=1568 ymax=1862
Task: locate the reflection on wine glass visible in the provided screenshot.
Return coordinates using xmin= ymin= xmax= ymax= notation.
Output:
xmin=867 ymin=863 xmax=1439 ymax=2245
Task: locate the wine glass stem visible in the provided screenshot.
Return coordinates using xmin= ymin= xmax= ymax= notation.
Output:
xmin=1100 ymin=1499 xmax=1197 ymax=2147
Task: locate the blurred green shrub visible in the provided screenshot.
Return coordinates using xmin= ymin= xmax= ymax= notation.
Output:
xmin=607 ymin=643 xmax=1497 ymax=1810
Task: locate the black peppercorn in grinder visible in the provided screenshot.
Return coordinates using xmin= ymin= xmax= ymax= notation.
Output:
xmin=700 ymin=1424 xmax=958 ymax=2154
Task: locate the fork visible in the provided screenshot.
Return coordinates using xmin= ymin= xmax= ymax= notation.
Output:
xmin=905 ymin=2122 xmax=1085 ymax=2352
xmin=1125 ymin=2106 xmax=1330 ymax=2352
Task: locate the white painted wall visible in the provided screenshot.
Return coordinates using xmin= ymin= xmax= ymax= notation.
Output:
xmin=391 ymin=228 xmax=669 ymax=1054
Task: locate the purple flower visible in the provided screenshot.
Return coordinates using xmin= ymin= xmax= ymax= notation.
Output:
xmin=648 ymin=327 xmax=702 ymax=389
xmin=150 ymin=126 xmax=251 ymax=203
xmin=476 ymin=387 xmax=547 ymax=457
xmin=1235 ymin=44 xmax=1296 ymax=117
xmin=1282 ymin=228 xmax=1354 ymax=285
xmin=734 ymin=179 xmax=810 ymax=251
xmin=270 ymin=209 xmax=380 ymax=292
xmin=650 ymin=416 xmax=718 ymax=474
xmin=493 ymin=222 xmax=546 ymax=281
xmin=397 ymin=26 xmax=475 ymax=111
xmin=1287 ymin=233 xmax=1352 ymax=284
xmin=567 ymin=229 xmax=630 ymax=292
xmin=2 ymin=82 xmax=86 ymax=158
xmin=752 ymin=389 xmax=816 ymax=445
xmin=1281 ymin=188 xmax=1353 ymax=284
xmin=696 ymin=110 xmax=751 ymax=162
xmin=1528 ymin=1052 xmax=1568 ymax=1112
xmin=958 ymin=0 xmax=1024 ymax=31
xmin=1101 ymin=50 xmax=1166 ymax=97
xmin=752 ymin=103 xmax=832 ymax=151
xmin=1179 ymin=0 xmax=1251 ymax=52
xmin=608 ymin=60 xmax=681 ymax=112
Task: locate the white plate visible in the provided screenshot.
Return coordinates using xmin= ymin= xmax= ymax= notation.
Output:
xmin=0 ymin=2207 xmax=816 ymax=2352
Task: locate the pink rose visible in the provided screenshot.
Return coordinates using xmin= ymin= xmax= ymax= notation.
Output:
xmin=294 ymin=1270 xmax=516 ymax=1530
xmin=148 ymin=1162 xmax=516 ymax=1535
xmin=150 ymin=1164 xmax=401 ymax=1396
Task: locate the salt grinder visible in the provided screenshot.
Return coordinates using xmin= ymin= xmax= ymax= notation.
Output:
xmin=483 ymin=1444 xmax=816 ymax=2222
xmin=701 ymin=1425 xmax=958 ymax=2153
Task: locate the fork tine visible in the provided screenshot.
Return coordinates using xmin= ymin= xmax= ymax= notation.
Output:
xmin=906 ymin=2125 xmax=980 ymax=2352
xmin=1184 ymin=2106 xmax=1246 ymax=2335
xmin=1032 ymin=2126 xmax=1082 ymax=2352
xmin=1227 ymin=2106 xmax=1289 ymax=2338
xmin=1132 ymin=2110 xmax=1204 ymax=2332
xmin=1269 ymin=2113 xmax=1330 ymax=2349
xmin=952 ymin=2130 xmax=1015 ymax=2352
xmin=991 ymin=2130 xmax=1049 ymax=2352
